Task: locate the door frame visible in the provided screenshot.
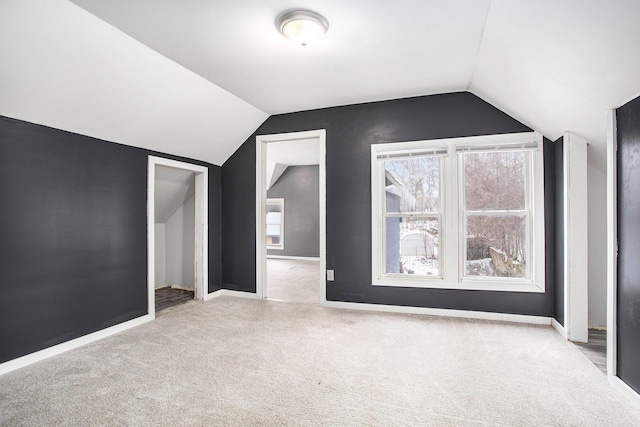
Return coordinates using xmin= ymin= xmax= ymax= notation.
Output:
xmin=255 ymin=129 xmax=327 ymax=304
xmin=607 ymin=110 xmax=618 ymax=379
xmin=148 ymin=156 xmax=209 ymax=318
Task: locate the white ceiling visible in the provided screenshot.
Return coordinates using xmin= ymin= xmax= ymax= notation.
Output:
xmin=265 ymin=138 xmax=320 ymax=189
xmin=154 ymin=166 xmax=194 ymax=223
xmin=267 ymin=138 xmax=319 ymax=166
xmin=70 ymin=0 xmax=489 ymax=115
xmin=2 ymin=0 xmax=640 ymax=170
xmin=0 ymin=0 xmax=268 ymax=166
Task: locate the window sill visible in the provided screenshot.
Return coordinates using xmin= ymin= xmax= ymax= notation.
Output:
xmin=372 ymin=277 xmax=545 ymax=293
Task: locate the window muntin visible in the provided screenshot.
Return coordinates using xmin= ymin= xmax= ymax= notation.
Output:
xmin=371 ymin=132 xmax=545 ymax=293
xmin=266 ymin=198 xmax=284 ymax=250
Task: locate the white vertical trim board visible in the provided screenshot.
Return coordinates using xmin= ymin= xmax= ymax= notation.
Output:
xmin=147 ymin=161 xmax=157 ymax=318
xmin=606 ymin=110 xmax=618 ymax=379
xmin=255 ymin=138 xmax=267 ymax=299
xmin=194 ymin=171 xmax=209 ymax=300
xmin=562 ymin=133 xmax=589 ymax=343
xmin=0 ymin=315 xmax=153 ymax=376
xmin=256 ymin=130 xmax=327 ymax=304
xmin=319 ymin=137 xmax=327 ymax=305
xmin=148 ymin=156 xmax=211 ymax=310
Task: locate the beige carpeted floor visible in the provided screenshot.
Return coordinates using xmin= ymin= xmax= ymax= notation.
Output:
xmin=267 ymin=258 xmax=320 ymax=304
xmin=2 ymin=296 xmax=640 ymax=426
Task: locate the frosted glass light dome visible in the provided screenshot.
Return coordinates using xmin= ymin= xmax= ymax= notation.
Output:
xmin=276 ymin=10 xmax=329 ymax=47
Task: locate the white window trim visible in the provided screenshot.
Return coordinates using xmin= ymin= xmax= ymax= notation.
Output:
xmin=371 ymin=132 xmax=545 ymax=293
xmin=266 ymin=198 xmax=285 ymax=250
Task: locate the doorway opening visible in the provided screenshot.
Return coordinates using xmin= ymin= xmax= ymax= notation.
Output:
xmin=148 ymin=156 xmax=208 ymax=317
xmin=256 ymin=130 xmax=326 ymax=304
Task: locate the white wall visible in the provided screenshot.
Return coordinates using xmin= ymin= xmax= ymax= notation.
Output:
xmin=165 ymin=193 xmax=195 ymax=290
xmin=154 ymin=224 xmax=166 ymax=288
xmin=588 ymin=161 xmax=607 ymax=327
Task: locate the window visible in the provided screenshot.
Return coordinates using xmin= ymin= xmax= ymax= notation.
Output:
xmin=382 ymin=153 xmax=443 ymax=277
xmin=371 ymin=132 xmax=545 ymax=292
xmin=266 ymin=198 xmax=284 ymax=250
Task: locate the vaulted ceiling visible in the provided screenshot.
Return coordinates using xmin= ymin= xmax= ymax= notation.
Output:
xmin=2 ymin=0 xmax=639 ymax=169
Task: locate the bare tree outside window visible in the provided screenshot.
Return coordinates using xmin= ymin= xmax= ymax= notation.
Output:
xmin=463 ymin=151 xmax=529 ymax=278
xmin=372 ymin=134 xmax=544 ymax=291
xmin=383 ymin=156 xmax=440 ymax=276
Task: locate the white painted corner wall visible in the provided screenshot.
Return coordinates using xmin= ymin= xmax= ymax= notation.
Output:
xmin=563 ymin=132 xmax=589 ymax=343
xmin=154 ymin=224 xmax=166 ymax=288
xmin=587 ymin=161 xmax=608 ymax=328
xmin=164 ymin=193 xmax=196 ymax=290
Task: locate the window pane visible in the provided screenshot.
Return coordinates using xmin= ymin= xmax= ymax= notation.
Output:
xmin=465 ymin=215 xmax=527 ymax=278
xmin=266 ymin=212 xmax=281 ymax=225
xmin=384 ymin=157 xmax=440 ymax=212
xmin=267 ymin=203 xmax=282 ymax=214
xmin=267 ymin=224 xmax=281 ymax=247
xmin=385 ymin=217 xmax=439 ymax=276
xmin=464 ymin=151 xmax=526 ymax=210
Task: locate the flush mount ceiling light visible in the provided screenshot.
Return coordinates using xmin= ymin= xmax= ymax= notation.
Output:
xmin=276 ymin=9 xmax=329 ymax=47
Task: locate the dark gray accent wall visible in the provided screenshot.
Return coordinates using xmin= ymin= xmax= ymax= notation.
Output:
xmin=0 ymin=116 xmax=222 ymax=363
xmin=267 ymin=165 xmax=319 ymax=258
xmin=221 ymin=92 xmax=557 ymax=316
xmin=208 ymin=166 xmax=223 ymax=293
xmin=553 ymin=137 xmax=564 ymax=325
xmin=616 ymin=95 xmax=640 ymax=394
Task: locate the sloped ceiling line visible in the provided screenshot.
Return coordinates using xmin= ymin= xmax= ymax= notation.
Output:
xmin=467 ymin=0 xmax=493 ymax=90
xmin=4 ymin=0 xmax=640 ymax=169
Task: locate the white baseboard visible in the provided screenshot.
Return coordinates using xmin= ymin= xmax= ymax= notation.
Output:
xmin=220 ymin=289 xmax=261 ymax=299
xmin=322 ymin=300 xmax=552 ymax=325
xmin=609 ymin=375 xmax=640 ymax=410
xmin=552 ymin=318 xmax=567 ymax=339
xmin=0 ymin=314 xmax=153 ymax=376
xmin=203 ymin=289 xmax=223 ymax=301
xmin=266 ymin=255 xmax=320 ymax=261
xmin=205 ymin=289 xmax=260 ymax=300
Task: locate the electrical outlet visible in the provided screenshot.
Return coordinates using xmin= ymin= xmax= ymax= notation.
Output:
xmin=326 ymin=270 xmax=335 ymax=281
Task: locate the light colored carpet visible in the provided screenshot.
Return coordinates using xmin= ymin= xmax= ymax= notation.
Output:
xmin=2 ymin=296 xmax=640 ymax=426
xmin=267 ymin=258 xmax=320 ymax=304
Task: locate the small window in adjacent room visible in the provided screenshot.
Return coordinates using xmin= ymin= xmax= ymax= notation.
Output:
xmin=266 ymin=198 xmax=284 ymax=250
xmin=371 ymin=132 xmax=545 ymax=293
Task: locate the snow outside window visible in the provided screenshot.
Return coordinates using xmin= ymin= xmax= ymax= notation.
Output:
xmin=371 ymin=132 xmax=545 ymax=293
xmin=266 ymin=198 xmax=284 ymax=250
